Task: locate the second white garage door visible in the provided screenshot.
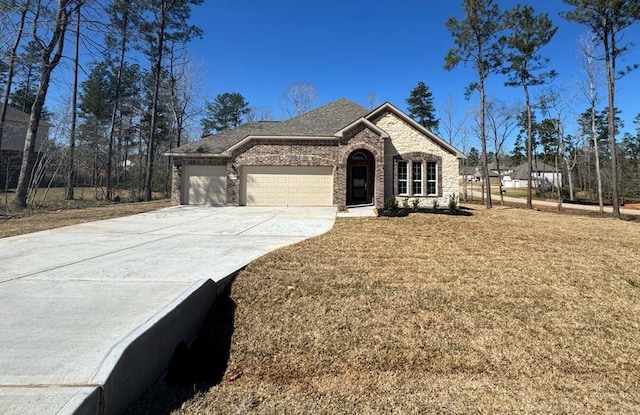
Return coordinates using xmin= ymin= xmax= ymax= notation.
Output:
xmin=244 ymin=166 xmax=333 ymax=206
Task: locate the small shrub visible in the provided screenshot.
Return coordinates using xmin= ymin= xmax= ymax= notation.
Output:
xmin=410 ymin=198 xmax=419 ymax=211
xmin=448 ymin=193 xmax=459 ymax=213
xmin=431 ymin=199 xmax=440 ymax=210
xmin=384 ymin=196 xmax=397 ymax=211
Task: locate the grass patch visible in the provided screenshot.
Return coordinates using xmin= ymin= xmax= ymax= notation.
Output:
xmin=129 ymin=206 xmax=640 ymax=414
xmin=0 ymin=187 xmax=171 ymax=238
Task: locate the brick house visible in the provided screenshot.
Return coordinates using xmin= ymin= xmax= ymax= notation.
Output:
xmin=167 ymin=98 xmax=464 ymax=209
xmin=1 ymin=105 xmax=51 ymax=189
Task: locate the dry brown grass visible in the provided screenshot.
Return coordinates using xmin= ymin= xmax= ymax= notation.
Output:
xmin=0 ymin=199 xmax=171 ymax=238
xmin=131 ymin=206 xmax=640 ymax=414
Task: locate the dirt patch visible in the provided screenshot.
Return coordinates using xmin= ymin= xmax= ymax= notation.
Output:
xmin=129 ymin=206 xmax=640 ymax=414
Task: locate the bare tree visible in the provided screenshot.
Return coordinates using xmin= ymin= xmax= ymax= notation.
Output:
xmin=485 ymin=98 xmax=519 ymax=205
xmin=576 ymin=34 xmax=605 ymax=212
xmin=65 ymin=4 xmax=80 ymax=200
xmin=246 ymin=106 xmax=273 ymax=122
xmin=563 ymin=0 xmax=640 ymax=218
xmin=367 ymin=92 xmax=379 ymax=110
xmin=439 ymin=93 xmax=467 ymax=146
xmin=13 ymin=0 xmax=85 ymax=208
xmin=282 ymin=82 xmax=318 ymax=117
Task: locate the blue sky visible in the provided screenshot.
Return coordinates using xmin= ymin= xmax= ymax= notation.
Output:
xmin=183 ymin=0 xmax=640 ymax=151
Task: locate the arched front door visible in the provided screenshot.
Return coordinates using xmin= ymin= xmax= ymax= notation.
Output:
xmin=347 ymin=149 xmax=374 ymax=205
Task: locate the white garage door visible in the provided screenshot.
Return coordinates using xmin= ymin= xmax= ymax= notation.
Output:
xmin=244 ymin=166 xmax=333 ymax=206
xmin=183 ymin=165 xmax=227 ymax=205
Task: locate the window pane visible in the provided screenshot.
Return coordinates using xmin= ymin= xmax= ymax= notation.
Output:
xmin=427 ymin=162 xmax=437 ymax=195
xmin=398 ymin=161 xmax=407 ymax=194
xmin=413 ymin=162 xmax=422 ymax=180
xmin=412 ymin=161 xmax=422 ymax=195
xmin=398 ymin=162 xmax=407 ymax=180
xmin=427 ymin=162 xmax=436 ymax=181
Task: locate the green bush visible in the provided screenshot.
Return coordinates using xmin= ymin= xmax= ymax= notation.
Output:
xmin=384 ymin=196 xmax=397 ymax=211
xmin=431 ymin=199 xmax=440 ymax=210
xmin=448 ymin=193 xmax=459 ymax=213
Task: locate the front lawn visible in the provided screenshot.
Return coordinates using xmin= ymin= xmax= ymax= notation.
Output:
xmin=130 ymin=206 xmax=640 ymax=414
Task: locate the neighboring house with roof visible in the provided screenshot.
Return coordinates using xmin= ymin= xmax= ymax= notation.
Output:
xmin=167 ymin=98 xmax=464 ymax=209
xmin=1 ymin=105 xmax=51 ymax=189
xmin=502 ymin=161 xmax=562 ymax=189
xmin=473 ymin=160 xmax=515 ymax=182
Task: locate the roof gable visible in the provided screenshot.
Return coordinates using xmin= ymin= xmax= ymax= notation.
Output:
xmin=366 ymin=102 xmax=465 ymax=159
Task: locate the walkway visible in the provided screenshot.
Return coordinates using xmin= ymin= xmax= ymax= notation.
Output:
xmin=468 ymin=190 xmax=640 ymax=216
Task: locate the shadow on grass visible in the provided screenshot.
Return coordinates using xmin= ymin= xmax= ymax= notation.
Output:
xmin=124 ymin=284 xmax=236 ymax=414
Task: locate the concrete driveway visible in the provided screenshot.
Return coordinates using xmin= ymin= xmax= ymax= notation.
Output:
xmin=0 ymin=206 xmax=336 ymax=415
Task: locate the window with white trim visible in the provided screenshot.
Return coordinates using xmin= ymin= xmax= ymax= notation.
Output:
xmin=412 ymin=161 xmax=423 ymax=195
xmin=398 ymin=161 xmax=408 ymax=195
xmin=427 ymin=162 xmax=437 ymax=195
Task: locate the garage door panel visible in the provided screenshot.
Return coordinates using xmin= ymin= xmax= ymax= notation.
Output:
xmin=184 ymin=165 xmax=227 ymax=205
xmin=244 ymin=166 xmax=333 ymax=206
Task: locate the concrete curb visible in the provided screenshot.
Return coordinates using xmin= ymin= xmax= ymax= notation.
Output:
xmin=75 ymin=276 xmax=233 ymax=415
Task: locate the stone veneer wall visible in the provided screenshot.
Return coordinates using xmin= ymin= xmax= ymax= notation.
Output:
xmin=373 ymin=112 xmax=459 ymax=207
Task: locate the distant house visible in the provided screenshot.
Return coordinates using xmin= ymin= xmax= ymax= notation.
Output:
xmin=459 ymin=165 xmax=477 ymax=182
xmin=0 ymin=106 xmax=51 ymax=189
xmin=502 ymin=162 xmax=562 ymax=189
xmin=473 ymin=160 xmax=515 ymax=182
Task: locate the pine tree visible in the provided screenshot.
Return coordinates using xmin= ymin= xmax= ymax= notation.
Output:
xmin=502 ymin=4 xmax=557 ymax=209
xmin=563 ymin=0 xmax=640 ymax=218
xmin=201 ymin=92 xmax=250 ymax=134
xmin=406 ymin=81 xmax=439 ymax=132
xmin=139 ymin=0 xmax=203 ymax=201
xmin=445 ymin=0 xmax=504 ymax=209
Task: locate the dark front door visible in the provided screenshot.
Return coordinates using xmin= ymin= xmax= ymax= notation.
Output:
xmin=351 ymin=165 xmax=368 ymax=204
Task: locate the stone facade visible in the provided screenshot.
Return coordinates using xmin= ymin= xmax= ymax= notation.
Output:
xmin=374 ymin=112 xmax=459 ymax=207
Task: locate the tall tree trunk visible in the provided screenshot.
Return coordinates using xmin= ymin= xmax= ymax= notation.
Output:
xmin=479 ymin=70 xmax=491 ymax=208
xmin=0 ymin=0 xmax=31 ymax=151
xmin=524 ymin=81 xmax=533 ymax=210
xmin=106 ymin=10 xmax=129 ymax=201
xmin=65 ymin=5 xmax=80 ymax=200
xmin=14 ymin=1 xmax=76 ymax=208
xmin=144 ymin=10 xmax=167 ymax=201
xmin=591 ymin=107 xmax=604 ymax=211
xmin=604 ymin=20 xmax=620 ymax=218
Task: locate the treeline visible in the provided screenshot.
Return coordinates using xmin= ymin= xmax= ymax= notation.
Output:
xmin=465 ymin=107 xmax=640 ymax=204
xmin=444 ymin=0 xmax=640 ymax=217
xmin=0 ymin=0 xmax=203 ymax=207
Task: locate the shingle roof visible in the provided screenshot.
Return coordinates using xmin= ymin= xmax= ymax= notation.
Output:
xmin=170 ymin=98 xmax=370 ymax=156
xmin=511 ymin=162 xmax=559 ymax=180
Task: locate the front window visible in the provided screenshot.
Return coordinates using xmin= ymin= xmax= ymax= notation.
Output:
xmin=412 ymin=161 xmax=422 ymax=195
xmin=427 ymin=162 xmax=437 ymax=195
xmin=398 ymin=161 xmax=408 ymax=195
